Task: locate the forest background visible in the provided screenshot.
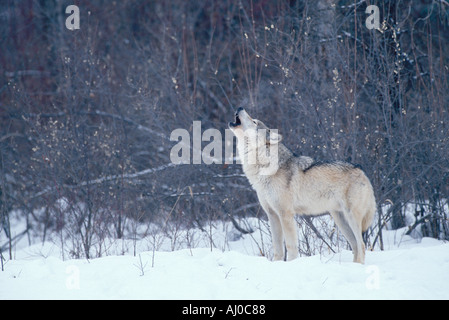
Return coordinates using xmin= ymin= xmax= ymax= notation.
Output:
xmin=1 ymin=0 xmax=448 ymax=259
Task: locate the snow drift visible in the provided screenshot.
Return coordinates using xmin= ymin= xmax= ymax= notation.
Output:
xmin=1 ymin=224 xmax=448 ymax=300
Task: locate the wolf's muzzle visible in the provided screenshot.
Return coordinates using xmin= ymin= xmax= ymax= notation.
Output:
xmin=229 ymin=107 xmax=244 ymax=128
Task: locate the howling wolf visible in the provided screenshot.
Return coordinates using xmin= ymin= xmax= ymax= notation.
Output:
xmin=228 ymin=108 xmax=376 ymax=263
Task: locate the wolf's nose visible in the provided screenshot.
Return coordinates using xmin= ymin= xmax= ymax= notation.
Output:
xmin=236 ymin=107 xmax=244 ymax=114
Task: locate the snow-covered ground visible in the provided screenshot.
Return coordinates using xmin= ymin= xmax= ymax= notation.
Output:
xmin=1 ymin=218 xmax=449 ymax=299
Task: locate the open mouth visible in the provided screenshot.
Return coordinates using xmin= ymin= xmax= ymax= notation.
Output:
xmin=228 ymin=110 xmax=242 ymax=128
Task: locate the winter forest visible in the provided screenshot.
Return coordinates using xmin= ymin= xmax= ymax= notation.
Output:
xmin=1 ymin=0 xmax=448 ymax=269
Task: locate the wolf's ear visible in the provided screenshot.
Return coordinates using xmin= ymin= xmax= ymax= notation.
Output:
xmin=268 ymin=130 xmax=282 ymax=144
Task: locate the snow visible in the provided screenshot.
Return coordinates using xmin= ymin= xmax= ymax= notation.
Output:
xmin=1 ymin=222 xmax=449 ymax=300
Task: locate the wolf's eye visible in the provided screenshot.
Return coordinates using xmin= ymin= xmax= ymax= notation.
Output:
xmin=253 ymin=120 xmax=257 ymax=124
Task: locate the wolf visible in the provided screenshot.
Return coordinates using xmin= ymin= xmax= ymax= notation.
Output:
xmin=228 ymin=107 xmax=376 ymax=263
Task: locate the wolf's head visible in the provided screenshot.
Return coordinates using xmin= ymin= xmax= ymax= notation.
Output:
xmin=228 ymin=107 xmax=282 ymax=145
xmin=228 ymin=108 xmax=281 ymax=175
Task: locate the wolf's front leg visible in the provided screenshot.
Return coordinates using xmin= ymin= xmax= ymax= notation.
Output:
xmin=267 ymin=212 xmax=284 ymax=261
xmin=280 ymin=214 xmax=299 ymax=261
xmin=261 ymin=201 xmax=284 ymax=261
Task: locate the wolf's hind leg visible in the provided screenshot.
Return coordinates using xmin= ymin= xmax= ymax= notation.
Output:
xmin=345 ymin=210 xmax=365 ymax=263
xmin=331 ymin=211 xmax=360 ymax=262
